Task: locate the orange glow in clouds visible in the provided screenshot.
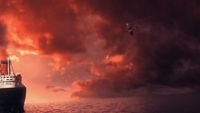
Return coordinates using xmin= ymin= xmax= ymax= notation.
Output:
xmin=90 ymin=66 xmax=103 ymax=77
xmin=105 ymin=54 xmax=124 ymax=64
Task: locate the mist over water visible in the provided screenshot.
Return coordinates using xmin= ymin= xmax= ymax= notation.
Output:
xmin=25 ymin=94 xmax=200 ymax=113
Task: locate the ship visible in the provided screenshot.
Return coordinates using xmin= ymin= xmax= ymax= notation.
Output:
xmin=0 ymin=58 xmax=26 ymax=113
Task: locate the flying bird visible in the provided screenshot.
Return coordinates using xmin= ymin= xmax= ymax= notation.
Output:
xmin=126 ymin=22 xmax=136 ymax=36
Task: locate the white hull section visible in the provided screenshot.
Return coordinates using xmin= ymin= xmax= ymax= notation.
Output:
xmin=0 ymin=75 xmax=22 ymax=88
xmin=0 ymin=82 xmax=16 ymax=88
xmin=0 ymin=59 xmax=23 ymax=89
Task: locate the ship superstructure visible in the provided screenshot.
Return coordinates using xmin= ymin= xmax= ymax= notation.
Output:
xmin=0 ymin=58 xmax=22 ymax=88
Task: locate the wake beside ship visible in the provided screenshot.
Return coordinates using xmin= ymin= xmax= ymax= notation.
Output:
xmin=0 ymin=58 xmax=26 ymax=113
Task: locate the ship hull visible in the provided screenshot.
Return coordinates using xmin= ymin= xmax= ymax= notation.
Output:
xmin=0 ymin=85 xmax=26 ymax=113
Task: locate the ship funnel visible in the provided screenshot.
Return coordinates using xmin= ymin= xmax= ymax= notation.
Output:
xmin=0 ymin=59 xmax=11 ymax=75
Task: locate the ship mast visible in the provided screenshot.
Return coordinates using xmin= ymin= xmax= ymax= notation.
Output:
xmin=8 ymin=57 xmax=10 ymax=76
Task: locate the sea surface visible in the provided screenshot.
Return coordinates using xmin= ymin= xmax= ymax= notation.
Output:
xmin=25 ymin=94 xmax=200 ymax=113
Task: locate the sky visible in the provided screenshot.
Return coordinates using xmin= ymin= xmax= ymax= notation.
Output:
xmin=0 ymin=0 xmax=199 ymax=103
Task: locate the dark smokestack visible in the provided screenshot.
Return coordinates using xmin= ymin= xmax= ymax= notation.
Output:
xmin=0 ymin=60 xmax=10 ymax=75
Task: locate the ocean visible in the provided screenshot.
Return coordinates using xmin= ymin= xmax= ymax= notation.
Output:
xmin=25 ymin=94 xmax=200 ymax=113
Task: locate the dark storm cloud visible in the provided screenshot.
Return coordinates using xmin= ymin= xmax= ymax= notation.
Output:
xmin=73 ymin=0 xmax=200 ymax=97
xmin=77 ymin=0 xmax=200 ymax=47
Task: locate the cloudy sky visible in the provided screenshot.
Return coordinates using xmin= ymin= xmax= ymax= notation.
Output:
xmin=0 ymin=0 xmax=199 ymax=103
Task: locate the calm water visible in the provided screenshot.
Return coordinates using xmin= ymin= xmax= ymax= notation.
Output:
xmin=25 ymin=94 xmax=200 ymax=113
